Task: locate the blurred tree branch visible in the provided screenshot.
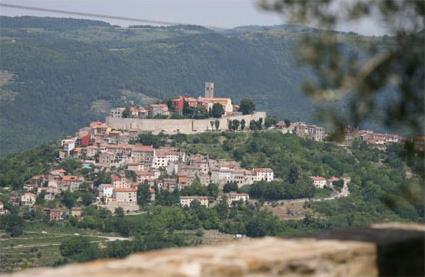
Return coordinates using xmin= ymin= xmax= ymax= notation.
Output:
xmin=258 ymin=0 xmax=424 ymax=140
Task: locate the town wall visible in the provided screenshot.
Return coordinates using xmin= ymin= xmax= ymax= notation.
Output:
xmin=105 ymin=112 xmax=266 ymax=134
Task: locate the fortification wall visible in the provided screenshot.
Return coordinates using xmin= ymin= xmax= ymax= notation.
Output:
xmin=105 ymin=112 xmax=266 ymax=134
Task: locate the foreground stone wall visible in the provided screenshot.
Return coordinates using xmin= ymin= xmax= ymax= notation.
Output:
xmin=105 ymin=112 xmax=266 ymax=134
xmin=6 ymin=224 xmax=425 ymax=277
xmin=7 ymin=238 xmax=377 ymax=277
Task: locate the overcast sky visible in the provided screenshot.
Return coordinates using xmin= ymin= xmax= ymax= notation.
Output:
xmin=0 ymin=0 xmax=388 ymax=36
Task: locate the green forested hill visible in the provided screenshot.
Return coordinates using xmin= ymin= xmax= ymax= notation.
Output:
xmin=0 ymin=16 xmax=374 ymax=156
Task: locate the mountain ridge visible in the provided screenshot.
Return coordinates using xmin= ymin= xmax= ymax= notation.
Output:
xmin=0 ymin=16 xmax=380 ymax=156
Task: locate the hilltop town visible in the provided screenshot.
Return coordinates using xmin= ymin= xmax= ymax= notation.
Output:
xmin=0 ymin=11 xmax=423 ymax=277
xmin=1 ymin=82 xmax=409 ymax=219
xmin=1 ymin=82 xmax=421 ymax=273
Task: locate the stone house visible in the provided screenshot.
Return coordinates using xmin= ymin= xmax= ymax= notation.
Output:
xmin=131 ymin=144 xmax=155 ymax=167
xmin=180 ymin=196 xmax=209 ymax=207
xmin=225 ymin=192 xmax=250 ymax=206
xmin=310 ymin=176 xmax=327 ymax=188
xmin=48 ymin=208 xmax=67 ymax=221
xmin=21 ymin=192 xmax=37 ymax=207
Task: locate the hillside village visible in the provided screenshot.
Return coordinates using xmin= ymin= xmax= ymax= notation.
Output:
xmin=0 ymin=82 xmax=409 ymax=219
xmin=1 ymin=13 xmax=424 ymax=276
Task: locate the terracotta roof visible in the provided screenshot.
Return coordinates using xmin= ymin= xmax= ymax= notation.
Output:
xmin=106 ymin=144 xmax=132 ymax=149
xmin=135 ymin=170 xmax=154 ymax=177
xmin=310 ymin=176 xmax=326 ymax=181
xmin=180 ymin=196 xmax=208 ymax=200
xmin=132 ymin=144 xmax=154 ymax=152
xmin=111 ymin=175 xmax=121 ymax=182
xmin=61 ymin=176 xmax=81 ymax=182
xmin=155 ymin=148 xmax=179 ymax=157
xmin=115 ymin=187 xmax=137 ymax=192
xmin=328 ymin=176 xmax=340 ymax=182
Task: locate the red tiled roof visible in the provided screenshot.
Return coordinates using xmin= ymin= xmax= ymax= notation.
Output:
xmin=135 ymin=170 xmax=154 ymax=177
xmin=310 ymin=176 xmax=326 ymax=181
xmin=115 ymin=187 xmax=137 ymax=192
xmin=132 ymin=144 xmax=154 ymax=152
xmin=61 ymin=176 xmax=81 ymax=182
xmin=111 ymin=175 xmax=121 ymax=182
xmin=106 ymin=144 xmax=132 ymax=149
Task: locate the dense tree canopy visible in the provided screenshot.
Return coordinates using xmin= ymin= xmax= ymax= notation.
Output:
xmin=210 ymin=103 xmax=225 ymax=118
xmin=1 ymin=16 xmax=394 ymax=157
xmin=239 ymin=98 xmax=256 ymax=115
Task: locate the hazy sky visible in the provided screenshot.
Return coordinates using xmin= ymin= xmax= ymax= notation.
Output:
xmin=0 ymin=0 xmax=388 ymax=36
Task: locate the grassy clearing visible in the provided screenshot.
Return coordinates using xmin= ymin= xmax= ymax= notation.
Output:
xmin=23 ymin=221 xmax=120 ymax=236
xmin=0 ymin=223 xmax=111 ymax=273
xmin=263 ymin=201 xmax=310 ymax=221
xmin=201 ymin=229 xmax=236 ymax=245
xmin=0 ymin=244 xmax=61 ymax=272
xmin=183 ymin=143 xmax=231 ymax=160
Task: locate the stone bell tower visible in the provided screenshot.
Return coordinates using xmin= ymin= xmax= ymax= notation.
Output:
xmin=204 ymin=82 xmax=214 ymax=98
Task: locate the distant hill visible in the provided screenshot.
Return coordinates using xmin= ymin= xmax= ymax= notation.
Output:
xmin=0 ymin=16 xmax=378 ymax=156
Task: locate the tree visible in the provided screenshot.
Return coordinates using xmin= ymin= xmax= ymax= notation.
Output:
xmin=232 ymin=119 xmax=240 ymax=131
xmin=240 ymin=119 xmax=246 ymax=130
xmin=0 ymin=213 xmax=24 ymax=237
xmin=246 ymin=211 xmax=281 ymax=237
xmin=192 ymin=106 xmax=209 ymax=119
xmin=165 ymin=98 xmax=175 ymax=113
xmin=80 ymin=192 xmax=95 ymax=206
xmin=183 ymin=101 xmax=193 ymax=116
xmin=62 ymin=191 xmax=76 ymax=209
xmin=264 ymin=116 xmax=277 ymax=128
xmin=93 ymin=170 xmax=111 ymax=187
xmin=228 ymin=120 xmax=233 ymax=131
xmin=137 ymin=132 xmax=162 ymax=148
xmin=285 ymin=177 xmax=316 ymax=199
xmin=249 ymin=120 xmax=257 ymax=131
xmin=207 ymin=183 xmax=219 ymax=199
xmin=260 ymin=0 xmax=424 ymax=139
xmin=181 ymin=177 xmax=206 ymax=196
xmin=211 ymin=103 xmax=224 ymax=118
xmin=104 ymin=241 xmax=133 ymax=258
xmin=59 ymin=158 xmax=82 ymax=175
xmin=223 ymin=181 xmax=238 ymax=193
xmin=214 ymin=199 xmax=229 ymax=220
xmin=333 ymin=179 xmax=345 ymax=191
xmin=287 ymin=166 xmax=300 ymax=184
xmin=138 ymin=185 xmax=151 ymax=206
xmin=214 ymin=119 xmax=220 ymax=130
xmin=122 ymin=107 xmax=131 ymax=118
xmin=114 ymin=207 xmax=125 ymax=217
xmin=258 ymin=118 xmax=263 ymax=129
xmin=210 ymin=121 xmax=214 ymax=131
xmin=239 ymin=98 xmax=256 ymax=115
xmin=249 ymin=181 xmax=285 ymax=200
xmin=60 ymin=236 xmax=98 ymax=262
